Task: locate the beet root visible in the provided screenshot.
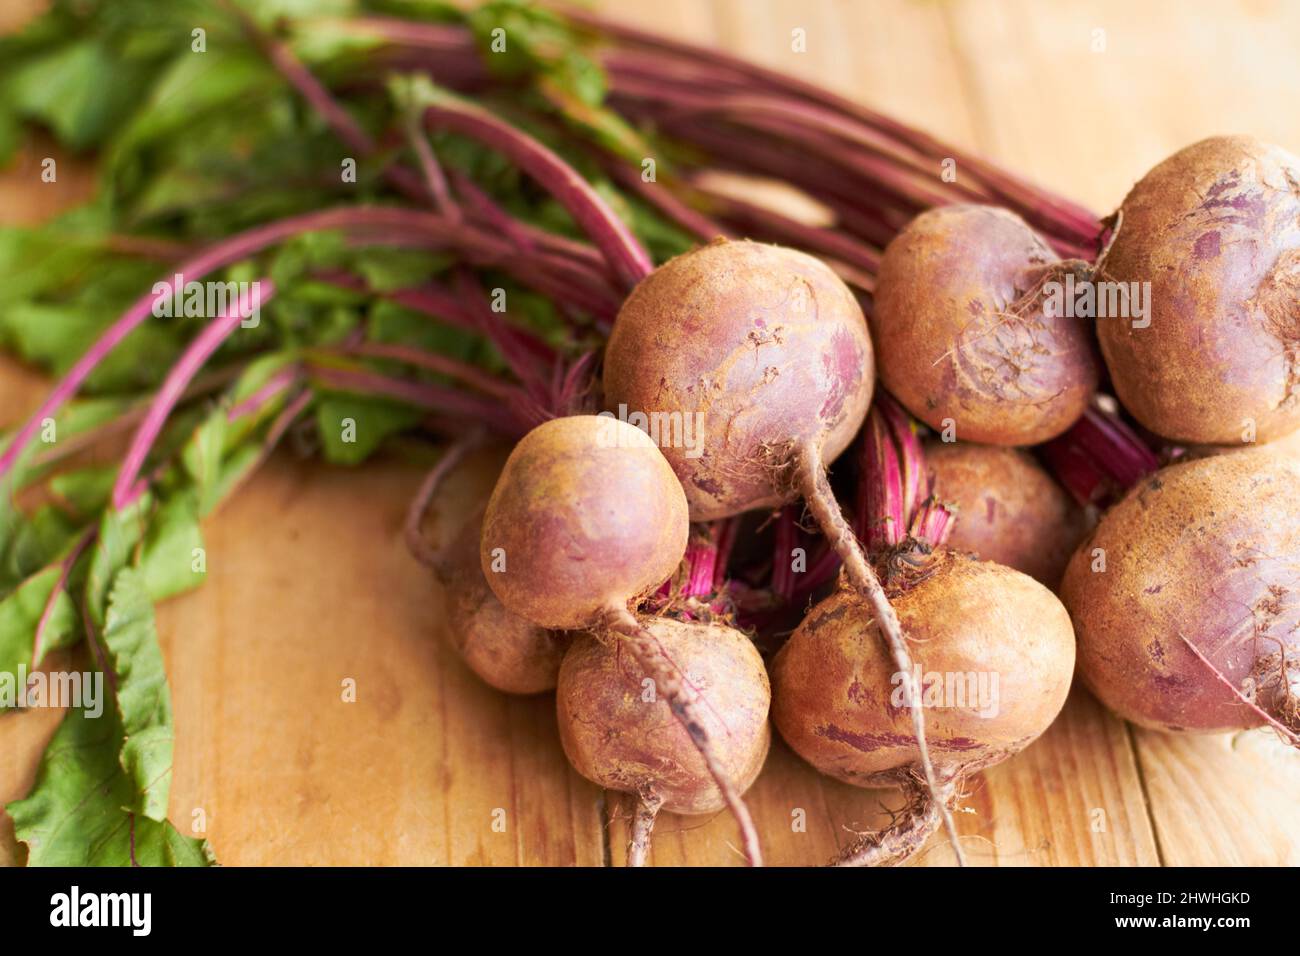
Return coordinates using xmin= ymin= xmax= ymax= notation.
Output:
xmin=480 ymin=414 xmax=764 ymax=864
xmin=926 ymin=439 xmax=1088 ymax=587
xmin=603 ymin=238 xmax=874 ymax=522
xmin=1061 ymin=450 xmax=1300 ymax=736
xmin=602 ymin=240 xmax=956 ymax=861
xmin=557 ymin=618 xmax=771 ymax=864
xmin=405 ymin=440 xmax=567 ymax=694
xmin=872 ymin=205 xmax=1098 ymax=446
xmin=440 ymin=512 xmax=571 ymax=694
xmin=771 ymin=552 xmax=1076 ymax=863
xmin=1098 ymin=136 xmax=1300 ymax=445
xmin=480 ymin=415 xmax=689 ymax=631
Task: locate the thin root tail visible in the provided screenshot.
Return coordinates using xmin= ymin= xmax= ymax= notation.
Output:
xmin=601 ymin=604 xmax=765 ymax=866
xmin=795 ymin=442 xmax=967 ymax=866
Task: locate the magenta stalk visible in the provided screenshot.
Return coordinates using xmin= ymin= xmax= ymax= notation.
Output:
xmin=419 ymin=94 xmax=654 ymax=289
xmin=112 ymin=281 xmax=276 ymax=510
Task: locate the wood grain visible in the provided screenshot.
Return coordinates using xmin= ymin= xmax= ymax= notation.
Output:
xmin=2 ymin=0 xmax=1299 ymax=867
xmin=154 ymin=452 xmax=607 ymax=866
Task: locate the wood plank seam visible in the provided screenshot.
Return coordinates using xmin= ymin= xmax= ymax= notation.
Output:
xmin=1123 ymin=721 xmax=1166 ymax=866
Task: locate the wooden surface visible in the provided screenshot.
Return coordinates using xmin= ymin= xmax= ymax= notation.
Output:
xmin=3 ymin=0 xmax=1300 ymax=867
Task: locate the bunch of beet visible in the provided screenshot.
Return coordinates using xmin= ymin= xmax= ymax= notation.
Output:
xmin=162 ymin=4 xmax=1300 ymax=868
xmin=411 ymin=129 xmax=1300 ymax=867
xmin=427 ymin=233 xmax=1093 ymax=866
xmin=6 ymin=0 xmax=1297 ymax=872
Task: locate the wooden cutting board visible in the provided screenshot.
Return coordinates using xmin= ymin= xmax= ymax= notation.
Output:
xmin=2 ymin=0 xmax=1298 ymax=866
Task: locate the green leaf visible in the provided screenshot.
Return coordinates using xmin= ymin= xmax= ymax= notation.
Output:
xmin=0 ymin=301 xmax=182 ymax=390
xmin=0 ymin=505 xmax=78 ymax=586
xmin=315 ymin=394 xmax=420 ymax=465
xmin=0 ymin=98 xmax=20 ymax=167
xmin=7 ymin=398 xmax=136 ymax=483
xmin=0 ymin=565 xmax=78 ymax=701
xmin=352 ymin=247 xmax=451 ymax=293
xmin=138 ymin=494 xmax=205 ymax=601
xmin=5 ymin=38 xmax=155 ymax=151
xmin=110 ymin=48 xmax=277 ymax=161
xmin=223 ymin=351 xmax=296 ymax=447
xmin=49 ymin=465 xmax=118 ymax=517
xmin=368 ymin=299 xmax=481 ymax=359
xmin=84 ymin=496 xmax=150 ymax=628
xmin=240 ymin=0 xmax=355 ymax=24
xmin=181 ymin=408 xmax=227 ymax=519
xmin=7 ymin=706 xmax=213 ymax=867
xmin=100 ymin=567 xmax=173 ymax=821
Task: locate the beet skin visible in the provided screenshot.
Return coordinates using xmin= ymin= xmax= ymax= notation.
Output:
xmin=1099 ymin=136 xmax=1300 ymax=445
xmin=873 ymin=205 xmax=1098 ymax=446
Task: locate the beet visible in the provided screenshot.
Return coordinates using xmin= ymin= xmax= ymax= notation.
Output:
xmin=1061 ymin=449 xmax=1300 ymax=737
xmin=1099 ymin=136 xmax=1300 ymax=445
xmin=926 ymin=440 xmax=1088 ymax=587
xmin=406 ymin=441 xmax=568 ymax=694
xmin=602 ymin=239 xmax=957 ymax=861
xmin=440 ymin=511 xmax=571 ymax=694
xmin=479 ymin=414 xmax=764 ymax=863
xmin=872 ymin=205 xmax=1098 ymax=445
xmin=480 ymin=416 xmax=689 ymax=631
xmin=772 ymin=553 xmax=1076 ymax=864
xmin=556 ymin=619 xmax=771 ymax=865
xmin=603 ymin=238 xmax=873 ymax=521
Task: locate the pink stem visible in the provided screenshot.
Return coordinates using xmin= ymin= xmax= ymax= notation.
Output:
xmin=404 ymin=433 xmax=486 ymax=571
xmin=448 ymin=170 xmax=537 ymax=253
xmin=306 ymin=364 xmax=524 ymax=436
xmin=857 ymin=409 xmax=906 ymax=550
xmin=337 ymin=342 xmax=519 ymax=399
xmin=795 ymin=541 xmax=841 ymax=596
xmin=878 ymin=393 xmax=926 ymax=521
xmin=770 ymin=507 xmax=799 ymax=600
xmin=708 ymin=202 xmax=880 ymax=286
xmin=302 ymin=15 xmax=470 ymax=53
xmin=228 ymin=1 xmax=375 ymax=156
xmin=712 ymin=517 xmax=739 ymax=591
xmin=0 ymin=205 xmax=541 ymax=482
xmin=227 ymin=367 xmax=298 ymax=421
xmin=0 ymin=212 xmax=370 ymax=478
xmin=113 ymin=281 xmax=276 ymax=509
xmin=682 ymin=532 xmax=720 ymax=599
xmin=571 ymin=8 xmax=1099 ymax=243
xmin=599 ymin=159 xmax=731 ymax=242
xmin=32 ymin=527 xmax=97 ymax=667
xmin=218 ymin=389 xmax=315 ymax=506
xmin=1040 ymin=401 xmax=1160 ymax=507
xmin=452 ymin=270 xmax=551 ymax=400
xmin=351 ymin=276 xmax=562 ymax=365
xmin=909 ymin=500 xmax=955 ymax=549
xmin=856 ymin=395 xmax=938 ymax=551
xmin=404 ymin=113 xmax=460 ymax=220
xmin=421 ymin=96 xmax=653 ymax=288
